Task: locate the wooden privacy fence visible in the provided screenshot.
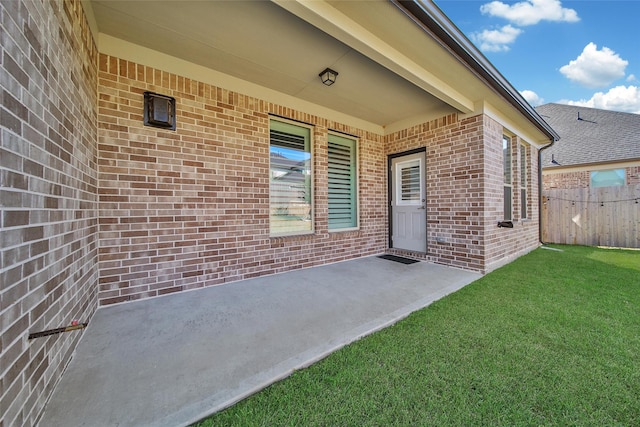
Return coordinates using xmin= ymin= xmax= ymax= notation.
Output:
xmin=542 ymin=186 xmax=640 ymax=248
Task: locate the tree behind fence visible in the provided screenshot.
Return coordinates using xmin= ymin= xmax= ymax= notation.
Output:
xmin=542 ymin=186 xmax=640 ymax=248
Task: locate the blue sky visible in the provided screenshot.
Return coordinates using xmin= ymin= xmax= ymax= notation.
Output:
xmin=436 ymin=0 xmax=640 ymax=113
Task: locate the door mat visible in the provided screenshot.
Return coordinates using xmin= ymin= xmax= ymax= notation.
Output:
xmin=377 ymin=254 xmax=420 ymax=264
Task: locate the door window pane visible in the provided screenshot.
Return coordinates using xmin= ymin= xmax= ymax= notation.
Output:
xmin=396 ymin=159 xmax=422 ymax=206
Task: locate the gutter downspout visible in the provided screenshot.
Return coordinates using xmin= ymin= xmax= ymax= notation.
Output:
xmin=538 ymin=138 xmax=558 ymax=244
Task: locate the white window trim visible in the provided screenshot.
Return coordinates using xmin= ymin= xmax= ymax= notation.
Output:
xmin=503 ymin=135 xmax=512 ymax=221
xmin=520 ymin=142 xmax=528 ymax=220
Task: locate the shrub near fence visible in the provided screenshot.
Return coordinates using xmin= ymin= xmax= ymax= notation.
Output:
xmin=542 ymin=186 xmax=640 ymax=248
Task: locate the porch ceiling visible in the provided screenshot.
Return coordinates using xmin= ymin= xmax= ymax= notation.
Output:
xmin=88 ymin=0 xmax=471 ymax=129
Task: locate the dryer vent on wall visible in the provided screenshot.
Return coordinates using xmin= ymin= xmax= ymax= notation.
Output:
xmin=144 ymin=91 xmax=176 ymax=130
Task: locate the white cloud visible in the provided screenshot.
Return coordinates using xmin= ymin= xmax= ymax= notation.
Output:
xmin=480 ymin=0 xmax=579 ymax=26
xmin=627 ymin=74 xmax=637 ymax=82
xmin=521 ymin=90 xmax=544 ymax=106
xmin=471 ymin=25 xmax=522 ymax=52
xmin=561 ymin=85 xmax=640 ymax=114
xmin=559 ymin=43 xmax=628 ymax=88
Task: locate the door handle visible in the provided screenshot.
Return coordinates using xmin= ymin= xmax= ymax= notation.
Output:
xmin=418 ymin=206 xmax=426 ymax=210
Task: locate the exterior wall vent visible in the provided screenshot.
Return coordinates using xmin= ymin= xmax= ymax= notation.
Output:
xmin=144 ymin=91 xmax=176 ymax=130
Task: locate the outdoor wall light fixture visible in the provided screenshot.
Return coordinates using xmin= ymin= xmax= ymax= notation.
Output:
xmin=319 ymin=68 xmax=338 ymax=86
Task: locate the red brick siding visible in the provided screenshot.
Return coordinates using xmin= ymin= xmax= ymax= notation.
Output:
xmin=97 ymin=55 xmax=388 ymax=305
xmin=483 ymin=118 xmax=540 ymax=272
xmin=386 ymin=114 xmax=541 ymax=273
xmin=0 ymin=1 xmax=98 ymax=425
xmin=629 ymin=166 xmax=640 ymax=185
xmin=543 ymin=170 xmax=590 ymax=190
xmin=386 ymin=114 xmax=486 ymax=271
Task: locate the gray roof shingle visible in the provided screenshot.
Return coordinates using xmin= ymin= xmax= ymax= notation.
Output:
xmin=535 ymin=103 xmax=640 ymax=169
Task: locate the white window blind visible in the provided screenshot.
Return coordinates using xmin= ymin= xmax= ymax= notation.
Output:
xmin=400 ymin=164 xmax=421 ymax=202
xmin=328 ymin=134 xmax=357 ymax=230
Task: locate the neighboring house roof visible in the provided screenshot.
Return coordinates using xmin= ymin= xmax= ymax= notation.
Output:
xmin=536 ymin=103 xmax=640 ymax=169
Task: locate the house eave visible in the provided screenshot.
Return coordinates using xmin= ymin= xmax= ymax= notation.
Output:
xmin=394 ymin=0 xmax=560 ymax=143
xmin=271 ymin=0 xmax=475 ymax=115
xmin=542 ymin=158 xmax=640 ymax=173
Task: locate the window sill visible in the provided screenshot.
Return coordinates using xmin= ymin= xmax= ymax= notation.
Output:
xmin=329 ymin=227 xmax=360 ymax=234
xmin=269 ymin=232 xmax=315 ymax=241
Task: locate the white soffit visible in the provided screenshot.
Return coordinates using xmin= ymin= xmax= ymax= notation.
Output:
xmin=98 ymin=34 xmax=385 ymax=135
xmin=273 ymin=0 xmax=475 ymax=114
xmin=89 ymin=0 xmax=460 ymax=130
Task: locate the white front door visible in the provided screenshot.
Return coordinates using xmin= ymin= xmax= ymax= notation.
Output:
xmin=390 ymin=152 xmax=426 ymax=252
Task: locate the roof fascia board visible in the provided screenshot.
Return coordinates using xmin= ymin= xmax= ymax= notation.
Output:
xmin=394 ymin=0 xmax=559 ymax=142
xmin=471 ymin=101 xmax=551 ymax=148
xmin=271 ymin=0 xmax=474 ymax=114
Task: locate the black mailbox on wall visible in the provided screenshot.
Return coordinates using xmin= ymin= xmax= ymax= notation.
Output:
xmin=144 ymin=91 xmax=176 ymax=130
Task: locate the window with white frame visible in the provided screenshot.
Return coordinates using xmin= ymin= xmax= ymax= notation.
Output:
xmin=503 ymin=135 xmax=512 ymax=221
xmin=327 ymin=133 xmax=358 ymax=230
xmin=269 ymin=119 xmax=313 ymax=236
xmin=520 ymin=142 xmax=529 ymax=219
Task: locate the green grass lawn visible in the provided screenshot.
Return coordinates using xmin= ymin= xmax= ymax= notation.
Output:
xmin=193 ymin=245 xmax=640 ymax=426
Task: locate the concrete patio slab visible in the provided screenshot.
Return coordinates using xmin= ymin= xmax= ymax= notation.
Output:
xmin=40 ymin=256 xmax=481 ymax=426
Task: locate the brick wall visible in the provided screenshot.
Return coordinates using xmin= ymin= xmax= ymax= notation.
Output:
xmin=543 ymin=165 xmax=640 ymax=189
xmin=385 ymin=114 xmax=541 ymax=273
xmin=629 ymin=166 xmax=640 ymax=185
xmin=386 ymin=114 xmax=486 ymax=271
xmin=385 ymin=114 xmax=542 ymax=273
xmin=96 ymin=58 xmax=545 ymax=303
xmin=483 ymin=117 xmax=540 ymax=272
xmin=97 ymin=55 xmax=388 ymax=305
xmin=0 ymin=1 xmax=98 ymax=425
xmin=543 ymin=170 xmax=590 ymax=190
